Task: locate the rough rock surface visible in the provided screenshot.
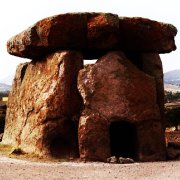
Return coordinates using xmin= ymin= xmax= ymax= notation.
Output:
xmin=87 ymin=13 xmax=119 ymax=49
xmin=107 ymin=156 xmax=118 ymax=163
xmin=7 ymin=13 xmax=119 ymax=59
xmin=119 ymin=17 xmax=177 ymax=53
xmin=167 ymin=143 xmax=180 ymax=160
xmin=78 ymin=51 xmax=159 ymax=121
xmin=78 ymin=109 xmax=110 ymax=161
xmin=2 ymin=50 xmax=83 ymax=158
xmin=118 ymin=157 xmax=134 ymax=164
xmin=3 ymin=12 xmax=175 ymax=163
xmin=7 ymin=13 xmax=177 ymax=59
xmin=141 ymin=53 xmax=165 ymax=122
xmin=78 ymin=51 xmax=166 ymax=161
xmin=124 ymin=52 xmax=165 ymax=122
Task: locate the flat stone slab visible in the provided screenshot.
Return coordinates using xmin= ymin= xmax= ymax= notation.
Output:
xmin=7 ymin=13 xmax=177 ymax=60
xmin=119 ymin=17 xmax=177 ymax=53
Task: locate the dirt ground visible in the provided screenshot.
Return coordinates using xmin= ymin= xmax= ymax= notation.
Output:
xmin=0 ymin=130 xmax=179 ymax=180
xmin=0 ymin=156 xmax=179 ymax=180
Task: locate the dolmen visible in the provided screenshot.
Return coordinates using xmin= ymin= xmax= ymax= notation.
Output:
xmin=2 ymin=13 xmax=177 ymax=162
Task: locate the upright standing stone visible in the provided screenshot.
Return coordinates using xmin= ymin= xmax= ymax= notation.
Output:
xmin=78 ymin=51 xmax=166 ymax=161
xmin=141 ymin=53 xmax=165 ymax=122
xmin=3 ymin=50 xmax=83 ymax=158
xmin=122 ymin=52 xmax=165 ymax=122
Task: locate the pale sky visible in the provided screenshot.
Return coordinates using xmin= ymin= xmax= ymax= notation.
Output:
xmin=0 ymin=0 xmax=179 ymax=81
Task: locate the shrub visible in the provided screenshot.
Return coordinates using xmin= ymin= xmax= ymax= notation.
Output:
xmin=165 ymin=106 xmax=180 ymax=130
xmin=165 ymin=91 xmax=180 ymax=103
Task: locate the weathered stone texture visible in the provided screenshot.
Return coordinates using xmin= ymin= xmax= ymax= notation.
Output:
xmin=78 ymin=109 xmax=110 ymax=161
xmin=7 ymin=13 xmax=177 ymax=59
xmin=3 ymin=50 xmax=83 ymax=157
xmin=119 ymin=17 xmax=177 ymax=53
xmin=123 ymin=52 xmax=165 ymax=121
xmin=141 ymin=53 xmax=165 ymax=122
xmin=87 ymin=13 xmax=119 ymax=49
xmin=136 ymin=120 xmax=166 ymax=161
xmin=7 ymin=14 xmax=87 ymax=59
xmin=78 ymin=51 xmax=166 ymax=161
xmin=3 ymin=12 xmax=175 ymax=162
xmin=78 ymin=51 xmax=159 ymax=121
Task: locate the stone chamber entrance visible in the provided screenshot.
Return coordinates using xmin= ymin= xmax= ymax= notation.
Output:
xmin=109 ymin=121 xmax=137 ymax=160
xmin=50 ymin=135 xmax=72 ymax=158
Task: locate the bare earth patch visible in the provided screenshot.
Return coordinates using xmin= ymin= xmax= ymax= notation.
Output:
xmin=0 ymin=155 xmax=179 ymax=180
xmin=0 ymin=130 xmax=179 ymax=179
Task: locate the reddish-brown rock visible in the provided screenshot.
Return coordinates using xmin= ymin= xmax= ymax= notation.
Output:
xmin=78 ymin=109 xmax=110 ymax=161
xmin=122 ymin=52 xmax=165 ymax=122
xmin=87 ymin=13 xmax=119 ymax=49
xmin=7 ymin=13 xmax=177 ymax=60
xmin=7 ymin=13 xmax=119 ymax=59
xmin=78 ymin=51 xmax=166 ymax=161
xmin=119 ymin=17 xmax=177 ymax=53
xmin=141 ymin=53 xmax=165 ymax=122
xmin=4 ymin=12 xmax=175 ymax=163
xmin=7 ymin=13 xmax=87 ymax=59
xmin=2 ymin=50 xmax=83 ymax=158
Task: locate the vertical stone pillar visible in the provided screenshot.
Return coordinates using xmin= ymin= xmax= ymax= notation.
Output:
xmin=141 ymin=53 xmax=165 ymax=123
xmin=3 ymin=50 xmax=83 ymax=158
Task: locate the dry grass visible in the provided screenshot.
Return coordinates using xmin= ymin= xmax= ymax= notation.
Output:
xmin=0 ymin=143 xmax=12 ymax=156
xmin=0 ymin=143 xmax=76 ymax=163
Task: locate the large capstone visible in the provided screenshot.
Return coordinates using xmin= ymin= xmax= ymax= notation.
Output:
xmin=7 ymin=13 xmax=177 ymax=60
xmin=119 ymin=17 xmax=177 ymax=53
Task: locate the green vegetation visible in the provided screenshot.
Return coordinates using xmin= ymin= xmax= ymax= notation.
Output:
xmin=164 ymin=90 xmax=180 ymax=130
xmin=165 ymin=90 xmax=180 ymax=102
xmin=165 ymin=106 xmax=180 ymax=130
xmin=0 ymin=92 xmax=9 ymax=100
